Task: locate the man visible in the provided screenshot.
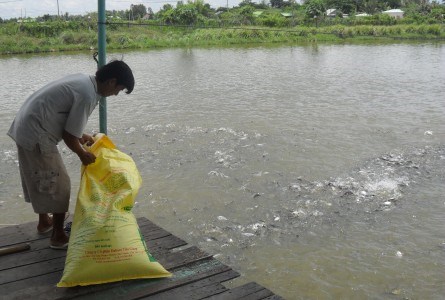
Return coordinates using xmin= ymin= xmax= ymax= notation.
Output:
xmin=8 ymin=60 xmax=135 ymax=249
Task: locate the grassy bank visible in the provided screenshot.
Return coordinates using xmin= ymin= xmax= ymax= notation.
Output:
xmin=1 ymin=23 xmax=444 ymax=55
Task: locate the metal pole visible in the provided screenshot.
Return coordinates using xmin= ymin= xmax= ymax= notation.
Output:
xmin=98 ymin=0 xmax=107 ymax=134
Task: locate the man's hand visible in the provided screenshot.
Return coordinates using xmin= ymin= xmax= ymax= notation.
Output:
xmin=78 ymin=151 xmax=96 ymax=165
xmin=79 ymin=133 xmax=95 ymax=146
xmin=62 ymin=130 xmax=96 ymax=165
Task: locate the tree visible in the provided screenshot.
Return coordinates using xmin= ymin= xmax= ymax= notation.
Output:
xmin=257 ymin=0 xmax=270 ymax=9
xmin=386 ymin=0 xmax=402 ymax=9
xmin=305 ymin=0 xmax=326 ymax=20
xmin=156 ymin=4 xmax=175 ymax=24
xmin=174 ymin=3 xmax=199 ymax=25
xmin=41 ymin=14 xmax=53 ymax=21
xmin=147 ymin=7 xmax=154 ymax=19
xmin=361 ymin=0 xmax=385 ymax=14
xmin=271 ymin=0 xmax=285 ymax=8
xmin=193 ymin=0 xmax=214 ymax=17
xmin=157 ymin=2 xmax=199 ymax=25
xmin=326 ymin=0 xmax=356 ymax=14
xmin=238 ymin=4 xmax=255 ymax=24
xmin=159 ymin=4 xmax=174 ymax=12
xmin=239 ymin=0 xmax=254 ymax=7
xmin=131 ymin=4 xmax=147 ymax=20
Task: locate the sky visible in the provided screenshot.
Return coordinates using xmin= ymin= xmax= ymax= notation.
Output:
xmin=0 ymin=0 xmax=260 ymax=20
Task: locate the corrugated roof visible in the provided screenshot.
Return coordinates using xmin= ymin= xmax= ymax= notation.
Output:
xmin=383 ymin=9 xmax=404 ymax=13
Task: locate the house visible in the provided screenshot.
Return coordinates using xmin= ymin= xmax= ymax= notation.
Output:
xmin=142 ymin=13 xmax=153 ymax=20
xmin=16 ymin=18 xmax=36 ymax=23
xmin=280 ymin=12 xmax=293 ymax=18
xmin=383 ymin=9 xmax=404 ymax=19
xmin=253 ymin=11 xmax=263 ymax=17
xmin=326 ymin=9 xmax=338 ymax=18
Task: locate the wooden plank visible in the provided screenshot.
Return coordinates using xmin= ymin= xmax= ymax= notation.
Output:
xmin=0 ymin=224 xmax=30 ymax=237
xmin=0 ymin=228 xmax=50 ymax=248
xmin=160 ymin=246 xmax=212 ymax=270
xmin=0 ymin=244 xmax=213 ymax=299
xmin=0 ymin=234 xmax=185 ymax=271
xmin=0 ymin=220 xmax=187 ymax=270
xmin=0 ymin=246 xmax=65 ymax=271
xmin=0 ymin=256 xmax=65 ymax=285
xmin=80 ymin=258 xmax=234 ymax=300
xmin=2 ymin=257 xmax=230 ymax=300
xmin=0 ymin=217 xmax=282 ymax=300
xmin=0 ymin=245 xmax=209 ymax=286
xmin=146 ymin=235 xmax=187 ymax=251
xmin=146 ymin=282 xmax=226 ymax=300
xmin=0 ymin=217 xmax=48 ymax=238
xmin=204 ymin=282 xmax=274 ymax=300
xmin=0 ymin=271 xmax=61 ymax=298
xmin=141 ymin=228 xmax=172 ymax=241
xmin=139 ymin=269 xmax=239 ymax=300
xmin=139 ymin=221 xmax=167 ymax=233
xmin=0 ymin=215 xmax=74 ymax=246
xmin=0 ymin=217 xmax=157 ymax=248
xmin=262 ymin=295 xmax=285 ymax=300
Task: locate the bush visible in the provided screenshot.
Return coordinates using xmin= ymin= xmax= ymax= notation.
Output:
xmin=426 ymin=24 xmax=441 ymax=35
xmin=59 ymin=31 xmax=75 ymax=44
xmin=258 ymin=13 xmax=290 ymax=27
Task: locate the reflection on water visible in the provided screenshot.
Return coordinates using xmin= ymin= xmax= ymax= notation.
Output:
xmin=1 ymin=44 xmax=444 ymax=299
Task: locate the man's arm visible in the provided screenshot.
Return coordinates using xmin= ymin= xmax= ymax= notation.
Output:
xmin=62 ymin=130 xmax=96 ymax=165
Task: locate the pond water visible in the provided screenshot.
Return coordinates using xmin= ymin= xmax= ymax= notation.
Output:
xmin=1 ymin=43 xmax=444 ymax=299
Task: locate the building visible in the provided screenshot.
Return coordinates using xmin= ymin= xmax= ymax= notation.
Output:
xmin=383 ymin=9 xmax=404 ymax=19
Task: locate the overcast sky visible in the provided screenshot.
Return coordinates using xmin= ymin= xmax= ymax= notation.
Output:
xmin=0 ymin=0 xmax=258 ymax=20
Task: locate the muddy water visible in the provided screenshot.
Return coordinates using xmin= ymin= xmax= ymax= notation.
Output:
xmin=1 ymin=43 xmax=444 ymax=299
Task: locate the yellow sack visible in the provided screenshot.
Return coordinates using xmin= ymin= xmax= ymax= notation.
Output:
xmin=57 ymin=134 xmax=171 ymax=287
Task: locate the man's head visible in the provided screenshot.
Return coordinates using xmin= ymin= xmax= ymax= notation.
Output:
xmin=96 ymin=60 xmax=135 ymax=97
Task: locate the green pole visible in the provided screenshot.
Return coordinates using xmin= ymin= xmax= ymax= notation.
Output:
xmin=98 ymin=0 xmax=107 ymax=134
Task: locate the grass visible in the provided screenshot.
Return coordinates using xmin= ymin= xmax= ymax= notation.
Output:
xmin=1 ymin=23 xmax=444 ymax=55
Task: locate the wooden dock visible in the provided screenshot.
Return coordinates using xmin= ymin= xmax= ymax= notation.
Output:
xmin=0 ymin=217 xmax=283 ymax=299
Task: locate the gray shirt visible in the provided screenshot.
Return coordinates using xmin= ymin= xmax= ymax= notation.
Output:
xmin=8 ymin=73 xmax=100 ymax=153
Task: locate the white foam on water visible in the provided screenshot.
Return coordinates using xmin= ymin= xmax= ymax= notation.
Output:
xmin=208 ymin=170 xmax=229 ymax=178
xmin=292 ymin=209 xmax=307 ymax=218
xmin=214 ymin=150 xmax=233 ymax=167
xmin=125 ymin=127 xmax=136 ymax=134
xmin=364 ymin=177 xmax=407 ymax=199
xmin=185 ymin=126 xmax=205 ymax=134
xmin=2 ymin=149 xmax=16 ymax=161
xmin=242 ymin=232 xmax=255 ymax=237
xmin=248 ymin=222 xmax=266 ymax=231
xmin=142 ymin=124 xmax=162 ymax=131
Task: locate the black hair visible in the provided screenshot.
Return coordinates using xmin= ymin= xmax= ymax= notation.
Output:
xmin=96 ymin=60 xmax=135 ymax=94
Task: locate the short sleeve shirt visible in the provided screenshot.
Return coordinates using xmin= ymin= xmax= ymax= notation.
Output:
xmin=8 ymin=73 xmax=100 ymax=153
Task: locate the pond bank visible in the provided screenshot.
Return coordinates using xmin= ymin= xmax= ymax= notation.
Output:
xmin=1 ymin=23 xmax=444 ymax=55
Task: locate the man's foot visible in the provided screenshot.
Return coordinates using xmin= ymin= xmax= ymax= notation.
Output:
xmin=37 ymin=214 xmax=53 ymax=234
xmin=49 ymin=241 xmax=69 ymax=250
xmin=37 ymin=212 xmax=70 ymax=234
xmin=50 ymin=212 xmax=70 ymax=250
xmin=50 ymin=232 xmax=69 ymax=250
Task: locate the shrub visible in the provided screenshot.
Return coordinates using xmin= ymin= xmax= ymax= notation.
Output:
xmin=59 ymin=31 xmax=75 ymax=44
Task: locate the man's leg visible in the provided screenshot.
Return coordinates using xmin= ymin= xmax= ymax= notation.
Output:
xmin=37 ymin=213 xmax=52 ymax=233
xmin=17 ymin=144 xmax=71 ymax=246
xmin=51 ymin=213 xmax=69 ymax=246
